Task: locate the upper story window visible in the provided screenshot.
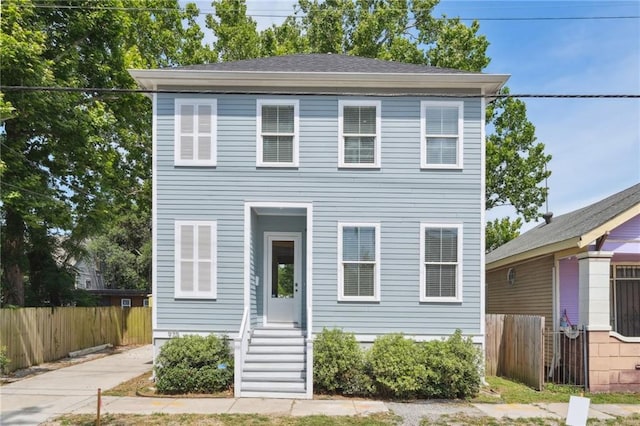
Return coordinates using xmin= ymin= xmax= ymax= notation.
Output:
xmin=257 ymin=99 xmax=299 ymax=167
xmin=338 ymin=100 xmax=381 ymax=168
xmin=174 ymin=99 xmax=217 ymax=166
xmin=420 ymin=223 xmax=463 ymax=302
xmin=175 ymin=221 xmax=217 ymax=299
xmin=337 ymin=222 xmax=381 ymax=302
xmin=421 ymin=101 xmax=463 ymax=169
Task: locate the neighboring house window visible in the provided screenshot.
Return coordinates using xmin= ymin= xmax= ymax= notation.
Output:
xmin=174 ymin=99 xmax=217 ymax=166
xmin=338 ymin=100 xmax=381 ymax=168
xmin=420 ymin=223 xmax=463 ymax=302
xmin=420 ymin=101 xmax=463 ymax=169
xmin=143 ymin=298 xmax=149 ymax=307
xmin=84 ymin=279 xmax=91 ymax=289
xmin=121 ymin=298 xmax=132 ymax=308
xmin=256 ymin=99 xmax=299 ymax=167
xmin=610 ymin=265 xmax=640 ymax=337
xmin=337 ymin=223 xmax=380 ymax=301
xmin=175 ymin=221 xmax=217 ymax=299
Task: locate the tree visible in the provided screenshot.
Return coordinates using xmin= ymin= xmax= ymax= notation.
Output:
xmin=0 ymin=0 xmax=211 ymax=306
xmin=208 ymin=0 xmax=551 ymax=250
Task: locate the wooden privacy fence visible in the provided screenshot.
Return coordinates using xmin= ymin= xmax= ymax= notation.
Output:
xmin=0 ymin=306 xmax=151 ymax=372
xmin=486 ymin=313 xmax=545 ymax=390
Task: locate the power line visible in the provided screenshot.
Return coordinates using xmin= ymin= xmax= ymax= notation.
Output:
xmin=1 ymin=85 xmax=638 ymax=99
xmin=17 ymin=3 xmax=640 ymax=21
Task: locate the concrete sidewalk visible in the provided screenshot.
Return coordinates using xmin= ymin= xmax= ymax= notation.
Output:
xmin=2 ymin=345 xmax=640 ymax=425
xmin=0 ymin=345 xmax=153 ymax=425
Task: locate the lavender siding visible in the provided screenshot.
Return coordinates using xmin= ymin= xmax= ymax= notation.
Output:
xmin=599 ymin=214 xmax=640 ymax=254
xmin=559 ymin=257 xmax=579 ymax=326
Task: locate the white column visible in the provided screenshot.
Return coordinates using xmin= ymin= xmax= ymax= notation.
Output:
xmin=578 ymin=251 xmax=613 ymax=330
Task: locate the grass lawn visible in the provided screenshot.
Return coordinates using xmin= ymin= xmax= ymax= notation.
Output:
xmin=423 ymin=414 xmax=640 ymax=426
xmin=474 ymin=376 xmax=640 ymax=404
xmin=51 ymin=413 xmax=400 ymax=425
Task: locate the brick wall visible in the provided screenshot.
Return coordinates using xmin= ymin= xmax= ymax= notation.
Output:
xmin=588 ymin=331 xmax=640 ymax=392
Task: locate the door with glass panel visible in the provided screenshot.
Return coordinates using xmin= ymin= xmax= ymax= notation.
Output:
xmin=264 ymin=232 xmax=301 ymax=325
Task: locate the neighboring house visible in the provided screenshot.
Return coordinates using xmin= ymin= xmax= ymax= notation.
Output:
xmin=73 ymin=256 xmax=149 ymax=307
xmin=486 ymin=183 xmax=640 ymax=392
xmin=129 ymin=54 xmax=508 ymax=398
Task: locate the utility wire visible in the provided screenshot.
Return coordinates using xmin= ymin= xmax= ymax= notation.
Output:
xmin=1 ymin=85 xmax=638 ymax=98
xmin=17 ymin=3 xmax=640 ymax=21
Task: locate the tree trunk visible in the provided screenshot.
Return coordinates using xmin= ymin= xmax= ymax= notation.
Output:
xmin=2 ymin=207 xmax=25 ymax=306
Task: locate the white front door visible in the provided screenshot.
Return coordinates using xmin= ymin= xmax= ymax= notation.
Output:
xmin=264 ymin=232 xmax=302 ymax=325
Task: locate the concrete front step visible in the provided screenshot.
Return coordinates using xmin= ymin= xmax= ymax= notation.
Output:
xmin=242 ymin=369 xmax=307 ymax=381
xmin=240 ymin=390 xmax=308 ymax=399
xmin=245 ymin=353 xmax=305 ymax=363
xmin=243 ymin=361 xmax=306 ymax=370
xmin=250 ymin=337 xmax=305 ymax=345
xmin=247 ymin=345 xmax=305 ymax=354
xmin=241 ymin=380 xmax=306 ymax=392
xmin=252 ymin=328 xmax=305 ymax=337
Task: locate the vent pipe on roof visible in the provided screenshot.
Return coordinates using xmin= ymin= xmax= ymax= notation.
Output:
xmin=543 ymin=212 xmax=553 ymax=224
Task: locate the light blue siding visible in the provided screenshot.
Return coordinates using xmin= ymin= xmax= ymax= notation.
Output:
xmin=155 ymin=94 xmax=483 ymax=337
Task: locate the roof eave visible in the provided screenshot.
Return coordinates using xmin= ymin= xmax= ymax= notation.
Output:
xmin=578 ymin=202 xmax=640 ymax=248
xmin=486 ymin=237 xmax=582 ymax=270
xmin=128 ymin=69 xmax=510 ymax=95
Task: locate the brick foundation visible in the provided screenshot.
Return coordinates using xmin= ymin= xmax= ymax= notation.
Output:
xmin=588 ymin=331 xmax=640 ymax=392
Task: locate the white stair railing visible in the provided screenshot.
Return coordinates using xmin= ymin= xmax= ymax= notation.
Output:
xmin=234 ymin=304 xmax=251 ymax=397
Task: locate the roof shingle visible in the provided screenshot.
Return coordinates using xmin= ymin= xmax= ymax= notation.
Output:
xmin=172 ymin=53 xmax=472 ymax=74
xmin=486 ymin=183 xmax=640 ymax=265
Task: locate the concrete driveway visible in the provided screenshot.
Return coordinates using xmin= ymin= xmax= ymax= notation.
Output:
xmin=0 ymin=345 xmax=153 ymax=425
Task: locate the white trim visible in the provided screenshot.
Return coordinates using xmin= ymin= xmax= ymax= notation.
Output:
xmin=329 ymin=333 xmax=484 ymax=345
xmin=130 ymin=69 xmax=510 ymax=96
xmin=121 ymin=298 xmax=132 ymax=308
xmin=256 ymin=99 xmax=299 ymax=167
xmin=151 ymin=92 xmax=158 ymax=332
xmin=420 ymin=100 xmax=464 ymax=169
xmin=338 ymin=100 xmax=381 ymax=168
xmin=609 ymin=331 xmax=640 ymax=343
xmin=337 ymin=222 xmax=381 ymax=302
xmin=174 ymin=220 xmax=218 ymax=299
xmin=174 ymin=98 xmax=217 ymax=166
xmin=262 ymin=232 xmax=302 ymax=326
xmin=479 ymin=96 xmax=486 ymax=352
xmin=419 ymin=223 xmax=463 ymax=303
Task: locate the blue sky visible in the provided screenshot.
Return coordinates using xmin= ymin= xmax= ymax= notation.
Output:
xmin=218 ymin=0 xmax=640 ymax=229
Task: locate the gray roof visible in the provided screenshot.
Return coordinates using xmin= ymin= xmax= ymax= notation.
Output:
xmin=486 ymin=183 xmax=640 ymax=265
xmin=173 ymin=53 xmax=471 ymax=74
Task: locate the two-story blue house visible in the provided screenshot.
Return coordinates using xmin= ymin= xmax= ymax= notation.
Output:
xmin=129 ymin=54 xmax=508 ymax=398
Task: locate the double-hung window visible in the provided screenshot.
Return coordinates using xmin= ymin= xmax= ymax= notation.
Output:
xmin=175 ymin=221 xmax=217 ymax=299
xmin=338 ymin=100 xmax=381 ymax=168
xmin=420 ymin=223 xmax=462 ymax=302
xmin=420 ymin=101 xmax=463 ymax=169
xmin=257 ymin=99 xmax=299 ymax=167
xmin=174 ymin=99 xmax=217 ymax=166
xmin=338 ymin=223 xmax=380 ymax=301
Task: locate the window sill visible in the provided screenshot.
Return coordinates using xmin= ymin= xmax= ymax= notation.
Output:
xmin=338 ymin=296 xmax=380 ymax=303
xmin=420 ymin=164 xmax=463 ymax=170
xmin=420 ymin=297 xmax=462 ymax=303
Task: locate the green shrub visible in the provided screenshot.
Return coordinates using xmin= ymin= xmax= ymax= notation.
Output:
xmin=155 ymin=334 xmax=233 ymax=394
xmin=313 ymin=328 xmax=373 ymax=396
xmin=420 ymin=330 xmax=482 ymax=399
xmin=0 ymin=346 xmax=10 ymax=374
xmin=367 ymin=334 xmax=426 ymax=399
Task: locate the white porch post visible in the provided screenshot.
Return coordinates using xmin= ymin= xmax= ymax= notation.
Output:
xmin=577 ymin=251 xmax=613 ymax=331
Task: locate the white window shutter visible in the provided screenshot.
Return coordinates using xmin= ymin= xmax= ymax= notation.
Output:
xmin=176 ymin=221 xmax=217 ymax=299
xmin=175 ymin=99 xmax=217 ymax=166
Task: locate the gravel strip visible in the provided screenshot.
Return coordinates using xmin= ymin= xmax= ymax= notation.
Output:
xmin=388 ymin=400 xmax=485 ymax=425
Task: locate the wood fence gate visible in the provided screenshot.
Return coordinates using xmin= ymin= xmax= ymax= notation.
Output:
xmin=485 ymin=314 xmax=545 ymax=390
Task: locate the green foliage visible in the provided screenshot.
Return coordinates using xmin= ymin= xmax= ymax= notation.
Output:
xmin=0 ymin=346 xmax=10 ymax=374
xmin=87 ymin=210 xmax=151 ymax=291
xmin=367 ymin=334 xmax=426 ymax=399
xmin=486 ymin=87 xmax=552 ymax=222
xmin=155 ymin=334 xmax=233 ymax=394
xmin=420 ymin=330 xmax=482 ymax=399
xmin=313 ymin=328 xmax=373 ymax=396
xmin=315 ymin=329 xmax=481 ymax=399
xmin=486 ymin=217 xmax=522 ymax=253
